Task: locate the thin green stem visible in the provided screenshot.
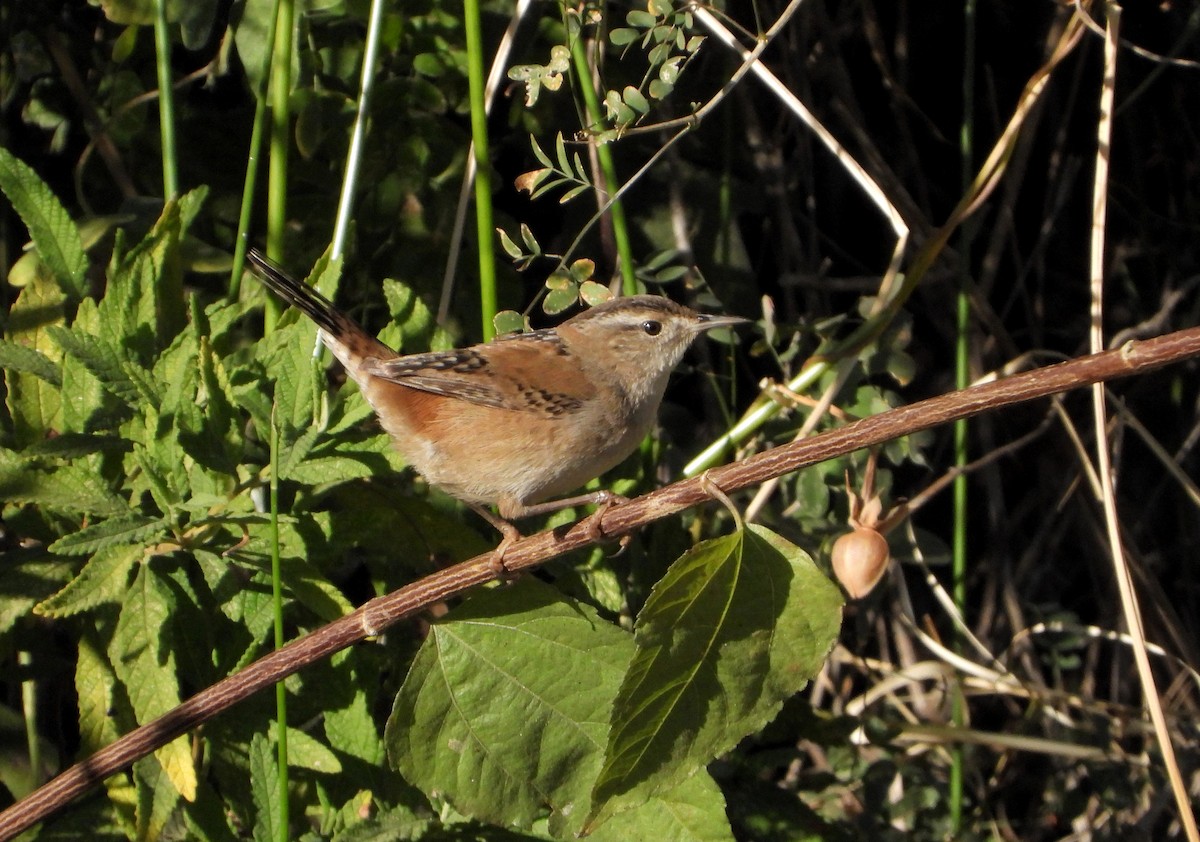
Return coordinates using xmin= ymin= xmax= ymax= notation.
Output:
xmin=228 ymin=0 xmax=283 ymax=300
xmin=153 ymin=0 xmax=178 ymax=198
xmin=950 ymin=0 xmax=977 ymax=830
xmin=265 ymin=0 xmax=295 ymax=331
xmin=462 ymin=0 xmax=497 ymax=339
xmin=269 ymin=410 xmax=288 ymax=839
xmin=567 ymin=29 xmax=636 ymax=295
xmin=262 ymin=5 xmax=295 ymax=835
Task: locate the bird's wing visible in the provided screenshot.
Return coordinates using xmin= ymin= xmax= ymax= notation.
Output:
xmin=364 ymin=336 xmax=589 ymax=417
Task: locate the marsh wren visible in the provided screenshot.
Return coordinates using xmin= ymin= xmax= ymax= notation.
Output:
xmin=246 ymin=249 xmax=745 ymax=549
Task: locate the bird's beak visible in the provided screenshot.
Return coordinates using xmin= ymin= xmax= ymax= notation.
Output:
xmin=696 ymin=313 xmax=751 ymax=332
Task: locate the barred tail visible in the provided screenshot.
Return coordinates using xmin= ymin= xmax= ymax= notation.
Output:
xmin=245 ymin=248 xmax=347 ymax=337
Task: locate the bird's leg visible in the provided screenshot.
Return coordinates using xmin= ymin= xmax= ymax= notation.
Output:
xmin=468 ymin=503 xmax=523 ymax=576
xmin=514 ymin=490 xmax=631 ymax=552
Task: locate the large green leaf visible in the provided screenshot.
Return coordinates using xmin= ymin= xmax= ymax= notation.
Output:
xmin=587 ymin=525 xmax=843 ymax=827
xmin=3 ymin=265 xmax=65 ymax=445
xmin=109 ymin=563 xmax=197 ymax=801
xmin=588 ymin=771 xmax=734 ymax=842
xmin=35 ymin=543 xmax=143 ymax=617
xmin=387 ymin=578 xmax=634 ymax=835
xmin=0 ymin=145 xmax=86 ymax=297
xmin=0 ymin=449 xmax=128 ymax=517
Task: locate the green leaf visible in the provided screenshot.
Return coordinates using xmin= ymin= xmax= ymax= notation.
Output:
xmin=0 ymin=553 xmax=74 ymax=636
xmin=0 ymin=145 xmax=87 ymax=297
xmin=555 ymin=132 xmax=573 ymax=177
xmin=277 ymin=725 xmax=343 ymax=774
xmin=623 ymin=86 xmax=650 ymax=115
xmin=543 ymin=284 xmax=580 ymax=315
xmin=0 ymin=340 xmax=61 ymax=385
xmin=0 ymin=452 xmax=128 ymax=517
xmin=560 ymin=183 xmax=592 ymax=204
xmin=47 ymin=514 xmax=167 ymax=556
xmin=35 ymin=544 xmax=141 ymax=617
xmin=519 ymin=222 xmax=541 ymax=254
xmin=568 ymin=258 xmax=596 ymax=284
xmin=76 ymin=630 xmax=122 ymax=755
xmin=579 ymin=281 xmax=614 ymax=306
xmin=249 ymin=732 xmax=282 ymax=842
xmin=493 ymin=310 xmax=527 ymax=336
xmin=587 ymin=525 xmax=842 ymax=826
xmin=58 ymin=297 xmax=118 ymax=434
xmin=324 ymin=658 xmax=385 ymax=765
xmin=610 ymin=28 xmax=640 ymax=46
xmin=530 ymin=136 xmax=555 ymax=170
xmin=627 ymin=10 xmax=657 ymax=28
xmin=4 ymin=266 xmax=65 ymax=444
xmin=48 ymin=326 xmax=145 ymax=404
xmin=497 ymin=227 xmax=523 ymax=260
xmin=649 ymin=79 xmax=674 ymax=100
xmin=589 ymin=772 xmax=733 ymax=842
xmin=134 ymin=755 xmax=180 ymax=842
xmin=387 ymin=578 xmax=634 ymax=835
xmin=109 ymin=563 xmax=197 ymax=800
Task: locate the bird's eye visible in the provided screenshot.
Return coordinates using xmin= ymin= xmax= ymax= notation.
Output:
xmin=642 ymin=320 xmax=662 ymax=336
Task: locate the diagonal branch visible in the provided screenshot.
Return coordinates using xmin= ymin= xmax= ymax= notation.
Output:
xmin=3 ymin=325 xmax=1200 ymax=839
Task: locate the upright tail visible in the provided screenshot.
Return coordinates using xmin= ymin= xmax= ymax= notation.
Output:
xmin=245 ymin=248 xmax=347 ymax=337
xmin=244 ymin=249 xmax=395 ymax=375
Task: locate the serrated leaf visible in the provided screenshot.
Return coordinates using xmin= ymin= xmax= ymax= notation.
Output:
xmin=378 ymin=276 xmax=443 ymax=353
xmin=387 ymin=578 xmax=634 ymax=835
xmin=589 ymin=772 xmax=733 ymax=842
xmin=0 ymin=145 xmax=87 ymax=297
xmin=48 ymin=326 xmax=142 ymax=404
xmin=0 ymin=340 xmax=61 ymax=385
xmin=48 ymin=515 xmax=166 ymax=557
xmin=0 ymin=553 xmax=74 ymax=636
xmin=4 ymin=267 xmax=65 ymax=444
xmin=134 ymin=755 xmax=180 ymax=841
xmin=59 ymin=297 xmax=118 ymax=434
xmin=35 ymin=544 xmax=142 ymax=617
xmin=109 ymin=563 xmax=197 ymax=801
xmin=587 ymin=525 xmax=842 ymax=826
xmin=0 ymin=457 xmax=128 ymax=517
xmin=76 ymin=630 xmax=121 ymax=754
xmin=249 ymin=732 xmax=281 ymax=842
xmin=325 ymin=690 xmax=385 ymax=765
xmin=21 ymin=433 xmax=129 ymax=459
xmin=276 ymin=725 xmax=343 ymax=774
